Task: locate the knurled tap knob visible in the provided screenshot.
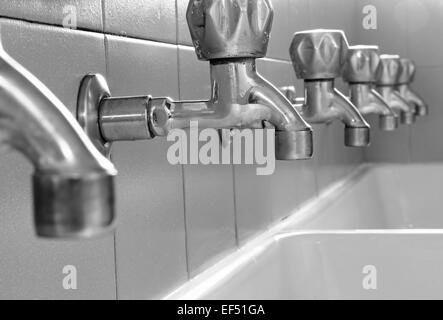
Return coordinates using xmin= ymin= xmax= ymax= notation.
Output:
xmin=342 ymin=45 xmax=381 ymax=83
xmin=398 ymin=58 xmax=416 ymax=85
xmin=186 ymin=0 xmax=274 ymax=61
xmin=376 ymin=54 xmax=402 ymax=86
xmin=289 ymin=29 xmax=349 ymax=80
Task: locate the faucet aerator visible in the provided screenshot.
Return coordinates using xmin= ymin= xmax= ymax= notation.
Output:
xmin=417 ymin=104 xmax=429 ymax=117
xmin=275 ymin=129 xmax=313 ymax=160
xmin=379 ymin=114 xmax=399 ymax=131
xmin=344 ymin=126 xmax=370 ymax=148
xmin=400 ymin=112 xmax=416 ymax=125
xmin=33 ymin=172 xmax=115 ymax=239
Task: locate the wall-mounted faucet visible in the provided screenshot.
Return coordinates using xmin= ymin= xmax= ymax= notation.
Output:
xmin=0 ymin=41 xmax=116 ymax=238
xmin=397 ymin=58 xmax=428 ymax=117
xmin=77 ymin=0 xmax=313 ymax=160
xmin=283 ymin=29 xmax=370 ymax=147
xmin=375 ymin=55 xmax=416 ymax=125
xmin=342 ymin=45 xmax=398 ymax=131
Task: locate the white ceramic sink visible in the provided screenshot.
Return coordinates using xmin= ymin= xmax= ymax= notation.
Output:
xmin=166 ymin=164 xmax=443 ymax=300
xmin=285 ymin=163 xmax=443 ymax=230
xmin=167 ymin=231 xmax=443 ymax=299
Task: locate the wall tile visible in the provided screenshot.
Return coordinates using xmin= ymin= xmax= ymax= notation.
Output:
xmin=0 ymin=19 xmax=115 ymax=299
xmin=308 ymin=0 xmax=356 ymax=42
xmin=234 ymin=164 xmax=273 ymax=244
xmin=355 ymin=0 xmax=409 ymax=57
xmin=104 ymin=0 xmax=176 ymax=44
xmin=407 ymin=0 xmax=443 ymax=67
xmin=364 ymin=115 xmax=411 ymax=163
xmin=266 ymin=0 xmax=291 ymax=60
xmin=288 ymin=0 xmax=309 ymax=35
xmin=176 ymin=0 xmax=192 ymax=46
xmin=0 ymin=0 xmax=103 ymax=31
xmin=234 ymin=58 xmax=317 ymax=244
xmin=106 ymin=36 xmax=187 ymax=299
xmin=410 ymin=66 xmax=443 ymax=162
xmin=314 ymin=122 xmax=348 ymax=191
xmin=178 ymin=46 xmax=237 ymax=276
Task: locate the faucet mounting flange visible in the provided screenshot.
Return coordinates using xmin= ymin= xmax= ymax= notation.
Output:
xmin=77 ymin=73 xmax=112 ymax=158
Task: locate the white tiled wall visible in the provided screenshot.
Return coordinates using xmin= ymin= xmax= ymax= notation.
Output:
xmin=0 ymin=0 xmax=367 ymax=299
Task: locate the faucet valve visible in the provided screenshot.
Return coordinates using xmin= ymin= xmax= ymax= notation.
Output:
xmin=397 ymin=58 xmax=428 ymax=117
xmin=290 ymin=29 xmax=348 ymax=80
xmin=343 ymin=45 xmax=398 ymax=131
xmin=343 ymin=45 xmax=381 ymax=84
xmin=289 ymin=29 xmax=370 ymax=147
xmin=377 ymin=54 xmax=402 ymax=86
xmin=187 ymin=0 xmax=273 ymax=60
xmin=376 ymin=55 xmax=417 ymax=124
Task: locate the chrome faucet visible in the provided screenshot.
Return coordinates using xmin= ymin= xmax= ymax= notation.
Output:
xmin=342 ymin=45 xmax=398 ymax=131
xmin=285 ymin=29 xmax=370 ymax=147
xmin=0 ymin=41 xmax=117 ymax=238
xmin=375 ymin=55 xmax=416 ymax=125
xmin=397 ymin=58 xmax=428 ymax=117
xmin=77 ymin=0 xmax=313 ymax=160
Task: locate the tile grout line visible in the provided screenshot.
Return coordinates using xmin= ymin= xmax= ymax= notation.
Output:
xmin=181 ymin=164 xmax=191 ymax=279
xmin=231 ymin=165 xmax=240 ymax=247
xmin=0 ymin=15 xmax=292 ymax=63
xmin=175 ymin=3 xmax=191 ymax=277
xmin=101 ymin=0 xmax=119 ymax=300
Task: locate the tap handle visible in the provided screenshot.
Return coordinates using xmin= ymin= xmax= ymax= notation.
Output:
xmin=398 ymin=58 xmax=416 ymax=84
xmin=186 ymin=0 xmax=274 ymax=61
xmin=289 ymin=29 xmax=349 ymax=80
xmin=342 ymin=45 xmax=381 ymax=83
xmin=376 ymin=54 xmax=402 ymax=86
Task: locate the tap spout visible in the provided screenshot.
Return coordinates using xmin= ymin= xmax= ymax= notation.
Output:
xmin=376 ymin=86 xmax=416 ymax=125
xmin=397 ymin=84 xmax=428 ymax=117
xmin=349 ymin=83 xmax=398 ymax=131
xmin=0 ymin=45 xmax=116 ymax=238
xmin=299 ymin=80 xmax=370 ymax=147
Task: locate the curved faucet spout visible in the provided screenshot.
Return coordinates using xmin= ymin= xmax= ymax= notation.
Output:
xmin=0 ymin=46 xmax=116 ymax=238
xmin=333 ymin=88 xmax=370 ymax=129
xmin=332 ymin=88 xmax=371 ymax=147
xmin=249 ymin=76 xmax=311 ymax=132
xmin=249 ymin=77 xmax=313 ymax=160
xmin=376 ymin=86 xmax=415 ymax=125
xmin=297 ymin=80 xmax=370 ymax=147
xmin=349 ymin=84 xmax=398 ymax=131
xmin=398 ymin=85 xmax=428 ymax=116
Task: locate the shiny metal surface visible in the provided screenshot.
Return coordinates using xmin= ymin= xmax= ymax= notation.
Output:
xmin=376 ymin=86 xmax=415 ymax=125
xmin=77 ymin=73 xmax=112 ymax=157
xmin=294 ymin=81 xmax=370 ymax=147
xmin=343 ymin=46 xmax=398 ymax=131
xmin=349 ymin=85 xmax=398 ymax=131
xmin=376 ymin=55 xmax=416 ymax=125
xmin=186 ymin=0 xmax=273 ymax=60
xmin=100 ymin=96 xmax=152 ymax=141
xmin=78 ymin=0 xmax=313 ymax=160
xmin=289 ymin=30 xmax=370 ymax=147
xmin=397 ymin=58 xmax=428 ymax=117
xmin=0 ymin=43 xmax=117 ymax=238
xmin=343 ymin=45 xmax=381 ymax=83
xmin=290 ymin=29 xmax=349 ymax=80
